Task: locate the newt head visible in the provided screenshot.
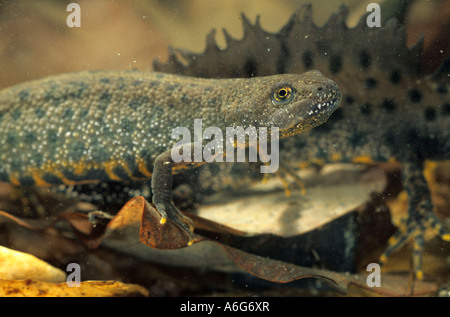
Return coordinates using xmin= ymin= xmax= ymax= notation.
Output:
xmin=267 ymin=70 xmax=342 ymax=138
xmin=223 ymin=70 xmax=341 ymax=139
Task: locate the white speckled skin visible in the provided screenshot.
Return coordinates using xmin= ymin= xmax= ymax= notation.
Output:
xmin=0 ymin=69 xmax=339 ymax=186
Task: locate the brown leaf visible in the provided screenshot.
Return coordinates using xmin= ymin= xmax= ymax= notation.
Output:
xmin=102 ymin=196 xmax=192 ymax=249
xmin=218 ymin=243 xmax=439 ymax=296
xmin=140 ymin=197 xmax=193 ymax=249
xmin=57 ymin=212 xmax=93 ymax=236
xmin=0 ymin=209 xmax=53 ymax=230
xmin=218 ymin=244 xmax=439 ymax=296
xmin=105 ymin=196 xmax=243 ymax=250
xmin=220 ymin=243 xmax=348 ymax=293
xmin=56 ymin=211 xmax=111 ymax=249
xmin=96 ymin=195 xmax=442 ymax=296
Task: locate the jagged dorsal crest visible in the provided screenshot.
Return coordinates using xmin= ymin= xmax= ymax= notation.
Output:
xmin=281 ymin=4 xmax=424 ymax=77
xmin=154 ymin=12 xmax=285 ymax=78
xmin=153 ymin=4 xmax=425 ymax=79
xmin=430 ymin=58 xmax=450 ymax=83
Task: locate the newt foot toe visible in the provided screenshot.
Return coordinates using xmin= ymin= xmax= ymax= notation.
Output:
xmin=155 ymin=201 xmax=195 ymax=245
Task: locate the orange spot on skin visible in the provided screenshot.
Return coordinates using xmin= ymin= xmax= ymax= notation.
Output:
xmin=297 ymin=162 xmax=310 ymax=169
xmin=311 ymin=158 xmax=325 ymax=166
xmin=9 ymin=174 xmax=20 ymax=186
xmin=31 ymin=171 xmax=52 ymax=187
xmin=103 ymin=161 xmax=124 ymax=181
xmin=102 ymin=160 xmax=145 ymax=181
xmin=172 ymin=161 xmax=204 ymax=171
xmin=331 ymin=152 xmax=342 ymax=161
xmin=73 ymin=162 xmax=88 ymax=175
xmin=388 ymin=157 xmax=399 ymax=164
xmin=423 ymin=160 xmax=438 ymax=186
xmin=49 ymin=169 xmax=91 ymax=186
xmin=123 ymin=164 xmax=145 ymax=181
xmin=137 ymin=160 xmax=152 ymax=177
xmin=352 ymin=155 xmax=374 ymax=164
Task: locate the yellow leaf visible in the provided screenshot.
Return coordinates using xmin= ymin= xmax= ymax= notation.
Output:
xmin=0 ymin=245 xmax=66 ymax=283
xmin=0 ymin=279 xmax=149 ymax=297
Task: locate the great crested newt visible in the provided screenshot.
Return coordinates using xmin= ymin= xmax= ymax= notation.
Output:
xmin=0 ymin=70 xmax=341 ymax=244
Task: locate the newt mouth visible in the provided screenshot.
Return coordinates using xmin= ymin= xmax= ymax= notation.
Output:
xmin=278 ymin=97 xmax=341 ymax=138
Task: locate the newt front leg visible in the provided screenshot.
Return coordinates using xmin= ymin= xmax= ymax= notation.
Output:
xmin=152 ymin=148 xmax=197 ymax=245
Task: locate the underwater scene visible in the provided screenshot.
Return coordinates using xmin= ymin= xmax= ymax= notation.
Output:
xmin=0 ymin=0 xmax=448 ymax=300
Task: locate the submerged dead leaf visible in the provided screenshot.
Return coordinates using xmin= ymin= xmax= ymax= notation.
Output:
xmin=102 ymin=196 xmax=193 ymax=249
xmin=0 ymin=210 xmax=53 ymax=230
xmin=104 ymin=196 xmax=244 ymax=250
xmin=0 ymin=279 xmax=149 ymax=297
xmin=219 ymin=244 xmax=439 ymax=296
xmin=140 ymin=197 xmax=193 ymax=249
xmin=99 ymin=194 xmax=440 ymax=296
xmin=0 ymin=245 xmax=66 ymax=283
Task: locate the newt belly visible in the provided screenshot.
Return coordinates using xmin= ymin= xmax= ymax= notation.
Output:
xmin=0 ymin=69 xmax=341 ymax=244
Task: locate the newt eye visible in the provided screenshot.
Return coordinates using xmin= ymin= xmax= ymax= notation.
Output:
xmin=271 ymin=85 xmax=294 ymax=105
